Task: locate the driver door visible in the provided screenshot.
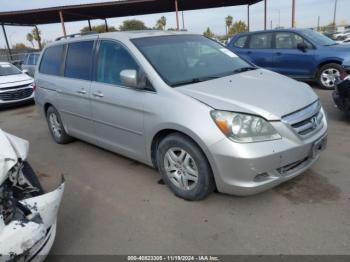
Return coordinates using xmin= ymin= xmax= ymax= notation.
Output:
xmin=90 ymin=40 xmax=146 ymax=161
xmin=273 ymin=32 xmax=316 ymax=78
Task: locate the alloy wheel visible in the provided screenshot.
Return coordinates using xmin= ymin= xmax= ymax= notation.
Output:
xmin=49 ymin=113 xmax=62 ymax=139
xmin=320 ymin=68 xmax=340 ymax=88
xmin=163 ymin=147 xmax=199 ymax=191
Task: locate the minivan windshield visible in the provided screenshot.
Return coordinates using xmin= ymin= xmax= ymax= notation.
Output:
xmin=132 ymin=35 xmax=255 ymax=87
xmin=0 ymin=63 xmax=22 ymax=76
xmin=301 ymin=29 xmax=337 ymax=46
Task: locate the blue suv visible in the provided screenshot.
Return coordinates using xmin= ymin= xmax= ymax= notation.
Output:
xmin=228 ymin=29 xmax=350 ymax=89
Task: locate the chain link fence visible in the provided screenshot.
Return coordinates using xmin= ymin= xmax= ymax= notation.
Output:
xmin=0 ymin=48 xmax=39 ymax=68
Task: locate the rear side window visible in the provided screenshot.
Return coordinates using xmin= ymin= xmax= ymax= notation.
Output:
xmin=27 ymin=54 xmax=35 ymax=65
xmin=233 ymin=36 xmax=248 ymax=48
xmin=64 ymin=41 xmax=94 ymax=81
xmin=39 ymin=45 xmax=65 ymax=76
xmin=249 ymin=33 xmax=272 ymax=49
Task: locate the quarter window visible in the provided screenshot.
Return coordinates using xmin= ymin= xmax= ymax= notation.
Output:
xmin=96 ymin=41 xmax=139 ymax=86
xmin=233 ymin=36 xmax=248 ymax=48
xmin=249 ymin=33 xmax=273 ymax=49
xmin=64 ymin=41 xmax=94 ymax=81
xmin=39 ymin=45 xmax=65 ymax=76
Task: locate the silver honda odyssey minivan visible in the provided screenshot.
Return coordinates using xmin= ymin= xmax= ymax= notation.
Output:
xmin=35 ymin=31 xmax=327 ymax=200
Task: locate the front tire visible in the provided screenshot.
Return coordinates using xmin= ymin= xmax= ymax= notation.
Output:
xmin=156 ymin=133 xmax=215 ymax=201
xmin=46 ymin=106 xmax=74 ymax=144
xmin=317 ymin=63 xmax=342 ymax=90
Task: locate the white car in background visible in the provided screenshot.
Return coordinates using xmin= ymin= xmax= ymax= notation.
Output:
xmin=0 ymin=129 xmax=64 ymax=261
xmin=0 ymin=62 xmax=34 ymax=108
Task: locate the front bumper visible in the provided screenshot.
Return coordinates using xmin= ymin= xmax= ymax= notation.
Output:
xmin=209 ymin=122 xmax=327 ymax=196
xmin=0 ymin=86 xmax=34 ymax=108
xmin=0 ymin=178 xmax=65 ymax=262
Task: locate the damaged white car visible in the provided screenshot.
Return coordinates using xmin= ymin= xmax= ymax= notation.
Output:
xmin=0 ymin=130 xmax=64 ymax=261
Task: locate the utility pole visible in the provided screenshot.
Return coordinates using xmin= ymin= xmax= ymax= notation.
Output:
xmin=276 ymin=9 xmax=281 ymax=28
xmin=1 ymin=23 xmax=12 ymax=61
xmin=182 ymin=11 xmax=185 ymax=30
xmin=317 ymin=16 xmax=320 ymax=31
xmin=292 ymin=0 xmax=296 ymax=28
xmin=264 ymin=0 xmax=267 ymax=30
xmin=333 ymin=0 xmax=338 ymax=30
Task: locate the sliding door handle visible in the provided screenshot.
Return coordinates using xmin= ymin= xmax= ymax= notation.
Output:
xmin=77 ymin=90 xmax=87 ymax=95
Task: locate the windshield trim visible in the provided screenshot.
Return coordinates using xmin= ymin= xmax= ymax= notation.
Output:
xmin=131 ymin=34 xmax=256 ymax=87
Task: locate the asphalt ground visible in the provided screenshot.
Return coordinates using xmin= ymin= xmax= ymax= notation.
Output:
xmin=0 ymin=86 xmax=349 ymax=256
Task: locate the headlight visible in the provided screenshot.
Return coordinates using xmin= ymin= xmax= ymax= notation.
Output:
xmin=211 ymin=110 xmax=281 ymax=143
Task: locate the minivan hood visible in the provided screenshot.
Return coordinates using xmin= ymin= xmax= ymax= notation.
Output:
xmin=0 ymin=73 xmax=32 ymax=88
xmin=177 ymin=69 xmax=318 ymax=120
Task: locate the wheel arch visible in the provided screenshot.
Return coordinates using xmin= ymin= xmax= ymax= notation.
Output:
xmin=44 ymin=102 xmax=53 ymax=116
xmin=314 ymin=59 xmax=343 ymax=77
xmin=149 ymin=128 xmax=218 ymax=184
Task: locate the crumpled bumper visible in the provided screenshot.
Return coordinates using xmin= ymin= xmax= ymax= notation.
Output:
xmin=0 ymin=180 xmax=65 ymax=262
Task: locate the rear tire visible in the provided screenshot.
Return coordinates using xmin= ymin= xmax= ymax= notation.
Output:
xmin=156 ymin=133 xmax=215 ymax=201
xmin=317 ymin=63 xmax=342 ymax=90
xmin=46 ymin=106 xmax=74 ymax=144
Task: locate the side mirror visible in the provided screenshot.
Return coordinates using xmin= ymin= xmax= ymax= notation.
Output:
xmin=297 ymin=42 xmax=308 ymax=52
xmin=22 ymin=69 xmax=29 ymax=75
xmin=120 ymin=69 xmax=146 ymax=89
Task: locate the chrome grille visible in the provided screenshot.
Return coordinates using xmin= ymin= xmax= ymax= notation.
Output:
xmin=0 ymin=88 xmax=33 ymax=101
xmin=282 ymin=101 xmax=324 ymax=137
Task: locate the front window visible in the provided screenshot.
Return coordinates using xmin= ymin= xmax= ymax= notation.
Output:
xmin=96 ymin=40 xmax=139 ymax=86
xmin=0 ymin=63 xmax=22 ymax=76
xmin=301 ymin=29 xmax=337 ymax=46
xmin=275 ymin=32 xmax=313 ymax=49
xmin=132 ymin=35 xmax=254 ymax=87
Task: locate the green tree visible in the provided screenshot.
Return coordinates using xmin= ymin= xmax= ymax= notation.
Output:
xmin=80 ymin=24 xmax=117 ymax=33
xmin=119 ymin=19 xmax=148 ymax=31
xmin=225 ymin=15 xmax=233 ymax=36
xmin=203 ymin=27 xmax=215 ymax=39
xmin=228 ymin=20 xmax=248 ymax=36
xmin=26 ymin=33 xmax=34 ymax=48
xmin=155 ymin=16 xmax=167 ymax=30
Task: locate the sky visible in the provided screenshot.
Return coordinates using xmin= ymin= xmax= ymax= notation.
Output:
xmin=1 ymin=0 xmax=349 ymax=48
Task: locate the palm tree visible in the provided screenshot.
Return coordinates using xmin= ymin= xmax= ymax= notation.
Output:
xmin=32 ymin=28 xmax=42 ymax=49
xmin=225 ymin=15 xmax=233 ymax=37
xmin=156 ymin=16 xmax=167 ymax=30
xmin=26 ymin=33 xmax=34 ymax=48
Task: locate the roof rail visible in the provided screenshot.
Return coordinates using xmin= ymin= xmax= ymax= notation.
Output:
xmin=55 ymin=31 xmax=98 ymax=41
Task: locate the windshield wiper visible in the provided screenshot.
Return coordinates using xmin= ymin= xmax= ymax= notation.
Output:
xmin=172 ymin=75 xmax=221 ymax=87
xmin=231 ymin=67 xmax=257 ymax=74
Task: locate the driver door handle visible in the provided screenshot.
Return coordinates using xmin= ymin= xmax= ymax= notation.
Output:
xmin=93 ymin=92 xmax=104 ymax=98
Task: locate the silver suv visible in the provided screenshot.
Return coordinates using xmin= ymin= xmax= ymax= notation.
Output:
xmin=35 ymin=31 xmax=327 ymax=200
